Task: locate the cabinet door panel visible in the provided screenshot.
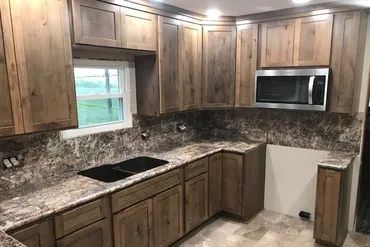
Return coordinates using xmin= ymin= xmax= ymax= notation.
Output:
xmin=208 ymin=153 xmax=222 ymax=217
xmin=294 ymin=14 xmax=333 ymax=66
xmin=203 ymin=26 xmax=236 ymax=108
xmin=235 ymin=24 xmax=258 ymax=108
xmin=72 ymin=0 xmax=121 ymax=47
xmin=122 ymin=8 xmax=157 ymax=51
xmin=158 ymin=16 xmax=181 ymax=114
xmin=153 ymin=185 xmax=183 ymax=247
xmin=114 ymin=200 xmax=153 ymax=247
xmin=185 ymin=174 xmax=208 ymax=232
xmin=260 ymin=20 xmax=295 ymax=67
xmin=222 ymin=153 xmax=243 ymax=216
xmin=10 ymin=0 xmax=77 ymax=133
xmin=11 ymin=220 xmax=54 ymax=247
xmin=180 ymin=22 xmax=202 ymax=111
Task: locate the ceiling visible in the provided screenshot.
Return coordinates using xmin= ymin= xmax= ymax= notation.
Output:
xmin=153 ymin=0 xmax=365 ymax=16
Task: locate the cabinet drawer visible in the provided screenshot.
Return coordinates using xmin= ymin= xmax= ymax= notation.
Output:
xmin=112 ymin=169 xmax=182 ymax=213
xmin=185 ymin=158 xmax=208 ymax=180
xmin=55 ymin=197 xmax=110 ymax=239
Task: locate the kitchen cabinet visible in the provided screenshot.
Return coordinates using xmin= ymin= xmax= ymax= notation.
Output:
xmin=10 ymin=0 xmax=77 ymax=133
xmin=158 ymin=16 xmax=181 ymax=114
xmin=114 ymin=200 xmax=153 ymax=247
xmin=329 ymin=11 xmax=368 ymax=114
xmin=208 ymin=153 xmax=222 ymax=217
xmin=153 ymin=185 xmax=183 ymax=247
xmin=293 ymin=14 xmax=333 ymax=66
xmin=0 ymin=0 xmax=23 ymax=137
xmin=314 ymin=166 xmax=352 ymax=247
xmin=10 ymin=220 xmax=55 ymax=247
xmin=235 ymin=24 xmax=258 ymax=108
xmin=203 ymin=26 xmax=236 ymax=108
xmin=260 ymin=19 xmax=295 ymax=67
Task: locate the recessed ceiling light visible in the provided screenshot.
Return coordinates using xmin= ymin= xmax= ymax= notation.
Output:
xmin=292 ymin=0 xmax=311 ymax=4
xmin=206 ymin=9 xmax=222 ymax=19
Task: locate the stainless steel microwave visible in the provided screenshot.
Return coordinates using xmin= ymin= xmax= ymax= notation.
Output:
xmin=255 ymin=68 xmax=330 ymax=111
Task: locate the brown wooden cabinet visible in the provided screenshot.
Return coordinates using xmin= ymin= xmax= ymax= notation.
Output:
xmin=203 ymin=26 xmax=236 ymax=108
xmin=11 ymin=220 xmax=55 ymax=247
xmin=314 ymin=167 xmax=352 ymax=247
xmin=293 ymin=14 xmax=333 ymax=66
xmin=235 ymin=24 xmax=258 ymax=108
xmin=185 ymin=173 xmax=208 ymax=233
xmin=10 ymin=0 xmax=77 ymax=133
xmin=208 ymin=153 xmax=222 ymax=217
xmin=329 ymin=11 xmax=368 ymax=114
xmin=153 ymin=185 xmax=183 ymax=247
xmin=260 ymin=19 xmax=295 ymax=67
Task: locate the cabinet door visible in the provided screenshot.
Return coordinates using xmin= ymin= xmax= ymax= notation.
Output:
xmin=113 ymin=200 xmax=153 ymax=247
xmin=222 ymin=153 xmax=243 ymax=216
xmin=293 ymin=14 xmax=333 ymax=66
xmin=0 ymin=0 xmax=23 ymax=137
xmin=180 ymin=22 xmax=202 ymax=111
xmin=11 ymin=220 xmax=54 ymax=247
xmin=260 ymin=19 xmax=295 ymax=67
xmin=203 ymin=26 xmax=236 ymax=108
xmin=57 ymin=219 xmax=112 ymax=247
xmin=329 ymin=11 xmax=367 ymax=113
xmin=208 ymin=153 xmax=222 ymax=217
xmin=10 ymin=0 xmax=77 ymax=133
xmin=235 ymin=24 xmax=258 ymax=108
xmin=71 ymin=0 xmax=121 ymax=47
xmin=158 ymin=16 xmax=181 ymax=114
xmin=185 ymin=174 xmax=208 ymax=232
xmin=153 ymin=185 xmax=183 ymax=247
xmin=121 ymin=8 xmax=157 ymax=51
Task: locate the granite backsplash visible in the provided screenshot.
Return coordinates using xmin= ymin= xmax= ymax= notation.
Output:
xmin=0 ymin=109 xmax=363 ymax=192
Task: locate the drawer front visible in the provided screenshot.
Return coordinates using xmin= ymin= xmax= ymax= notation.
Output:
xmin=185 ymin=158 xmax=208 ymax=180
xmin=55 ymin=197 xmax=110 ymax=239
xmin=112 ymin=169 xmax=182 ymax=213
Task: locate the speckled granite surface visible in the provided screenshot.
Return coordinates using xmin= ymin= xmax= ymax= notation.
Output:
xmin=318 ymin=151 xmax=356 ymax=170
xmin=0 ymin=231 xmax=24 ymax=247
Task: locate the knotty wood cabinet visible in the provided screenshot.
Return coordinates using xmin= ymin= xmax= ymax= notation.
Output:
xmin=10 ymin=220 xmax=55 ymax=247
xmin=208 ymin=153 xmax=222 ymax=217
xmin=203 ymin=26 xmax=236 ymax=108
xmin=314 ymin=166 xmax=352 ymax=247
xmin=329 ymin=11 xmax=368 ymax=114
xmin=235 ymin=24 xmax=258 ymax=108
xmin=10 ymin=0 xmax=77 ymax=133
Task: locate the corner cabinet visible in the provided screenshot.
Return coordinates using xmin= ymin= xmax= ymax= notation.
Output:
xmin=203 ymin=26 xmax=236 ymax=108
xmin=10 ymin=220 xmax=55 ymax=247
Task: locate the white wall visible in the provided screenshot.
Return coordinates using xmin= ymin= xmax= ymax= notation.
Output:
xmin=265 ymin=145 xmax=329 ymax=219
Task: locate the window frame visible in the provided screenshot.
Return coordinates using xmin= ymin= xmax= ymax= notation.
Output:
xmin=61 ymin=59 xmax=134 ymax=139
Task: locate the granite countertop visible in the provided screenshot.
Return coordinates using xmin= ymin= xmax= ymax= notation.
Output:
xmin=318 ymin=151 xmax=356 ymax=170
xmin=0 ymin=231 xmax=25 ymax=247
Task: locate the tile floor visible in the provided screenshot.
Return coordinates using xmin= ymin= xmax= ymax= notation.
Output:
xmin=175 ymin=210 xmax=370 ymax=247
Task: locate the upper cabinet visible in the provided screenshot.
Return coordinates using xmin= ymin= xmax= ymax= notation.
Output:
xmin=235 ymin=24 xmax=258 ymax=108
xmin=71 ymin=0 xmax=157 ymax=51
xmin=260 ymin=19 xmax=295 ymax=67
xmin=203 ymin=26 xmax=236 ymax=108
xmin=293 ymin=14 xmax=333 ymax=66
xmin=329 ymin=11 xmax=368 ymax=114
xmin=9 ymin=0 xmax=77 ymax=133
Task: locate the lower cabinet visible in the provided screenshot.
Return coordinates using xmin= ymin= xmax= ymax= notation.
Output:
xmin=10 ymin=220 xmax=54 ymax=247
xmin=208 ymin=153 xmax=223 ymax=217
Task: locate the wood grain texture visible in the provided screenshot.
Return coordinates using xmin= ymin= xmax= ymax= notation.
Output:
xmin=293 ymin=14 xmax=333 ymax=66
xmin=179 ymin=21 xmax=202 ymax=111
xmin=185 ymin=173 xmax=208 ymax=233
xmin=184 ymin=157 xmax=208 ymax=181
xmin=11 ymin=219 xmax=55 ymax=247
xmin=260 ymin=19 xmax=295 ymax=67
xmin=121 ymin=7 xmax=157 ymax=51
xmin=203 ymin=26 xmax=236 ymax=108
xmin=10 ymin=0 xmax=77 ymax=133
xmin=158 ymin=16 xmax=181 ymax=114
xmin=71 ymin=0 xmax=121 ymax=47
xmin=113 ymin=200 xmax=153 ymax=247
xmin=235 ymin=24 xmax=258 ymax=108
xmin=153 ymin=185 xmax=183 ymax=247
xmin=208 ymin=153 xmax=223 ymax=217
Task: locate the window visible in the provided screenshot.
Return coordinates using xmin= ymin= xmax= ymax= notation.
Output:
xmin=61 ymin=59 xmax=135 ymax=139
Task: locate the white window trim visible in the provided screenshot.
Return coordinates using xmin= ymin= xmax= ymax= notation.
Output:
xmin=60 ymin=59 xmax=135 ymax=140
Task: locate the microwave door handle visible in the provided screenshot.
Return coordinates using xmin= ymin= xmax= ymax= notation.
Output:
xmin=308 ymin=76 xmax=315 ymax=105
